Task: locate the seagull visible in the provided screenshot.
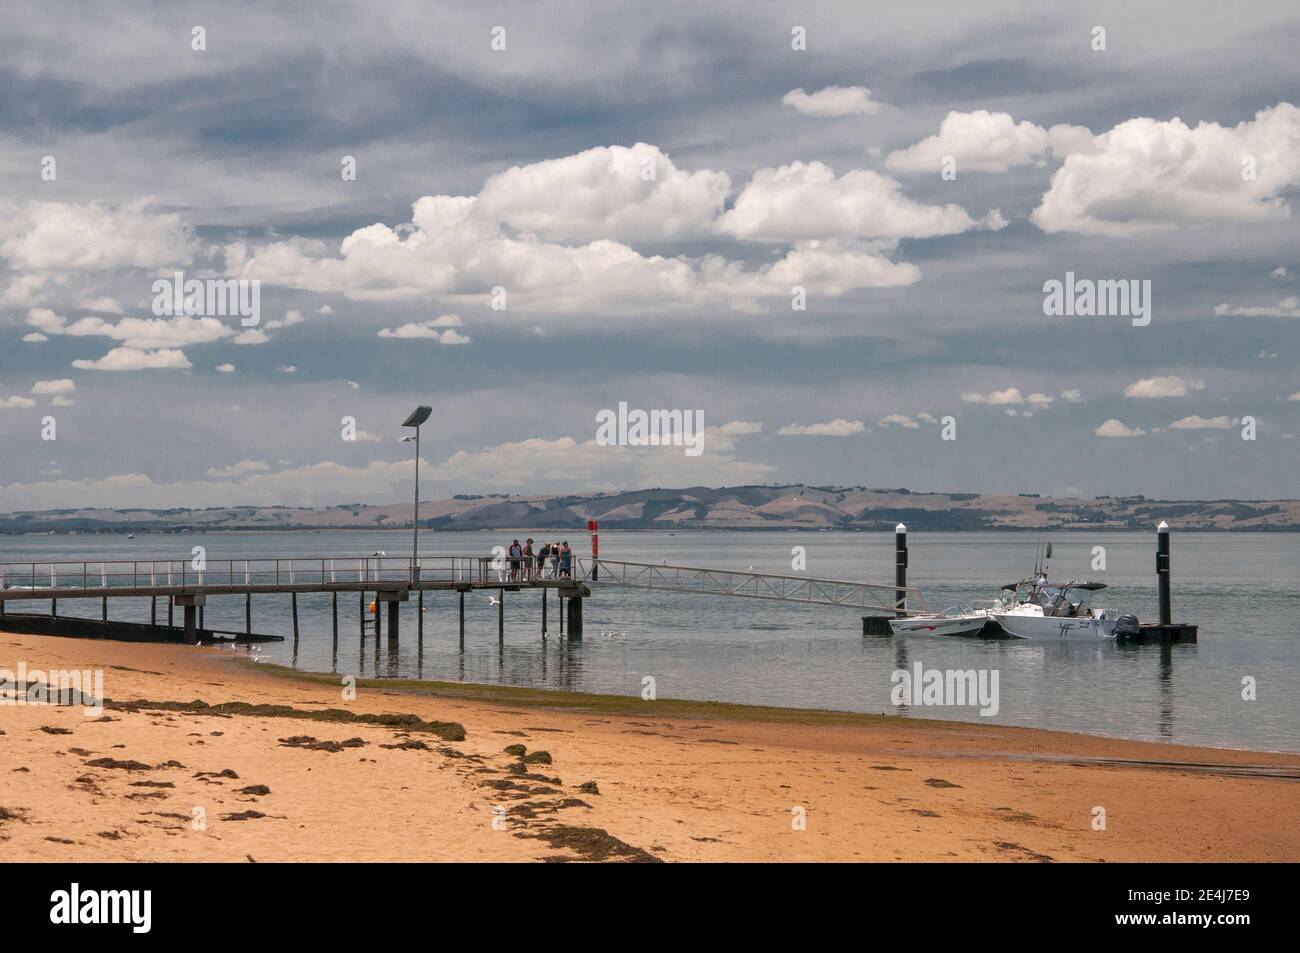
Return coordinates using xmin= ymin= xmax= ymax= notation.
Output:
xmin=601 ymin=630 xmax=624 ymax=639
xmin=488 ymin=595 xmax=502 ymax=607
xmin=371 ymin=550 xmax=387 ymax=557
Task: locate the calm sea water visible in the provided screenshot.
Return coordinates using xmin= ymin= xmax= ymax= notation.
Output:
xmin=3 ymin=530 xmax=1296 ymax=752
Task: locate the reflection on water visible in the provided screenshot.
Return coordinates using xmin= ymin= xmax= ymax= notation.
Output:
xmin=3 ymin=529 xmax=1297 ymax=751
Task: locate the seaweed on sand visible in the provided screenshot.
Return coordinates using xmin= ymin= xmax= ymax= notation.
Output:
xmin=104 ymin=698 xmax=466 ymax=742
xmin=515 ymin=825 xmax=662 ymax=863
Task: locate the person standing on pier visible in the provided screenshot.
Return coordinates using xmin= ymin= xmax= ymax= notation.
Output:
xmin=509 ymin=539 xmax=522 ymax=581
xmin=559 ymin=541 xmax=572 ymax=579
xmin=550 ymin=542 xmax=561 ymax=578
xmin=524 ymin=538 xmax=536 ymax=580
xmin=538 ymin=541 xmax=551 ymax=578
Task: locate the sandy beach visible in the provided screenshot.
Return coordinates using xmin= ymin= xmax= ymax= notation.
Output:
xmin=2 ymin=630 xmax=1297 ymax=863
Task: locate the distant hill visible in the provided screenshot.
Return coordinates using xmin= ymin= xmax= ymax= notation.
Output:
xmin=2 ymin=485 xmax=1298 ymax=533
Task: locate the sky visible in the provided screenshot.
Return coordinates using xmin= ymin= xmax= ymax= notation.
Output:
xmin=1 ymin=0 xmax=1298 ymax=510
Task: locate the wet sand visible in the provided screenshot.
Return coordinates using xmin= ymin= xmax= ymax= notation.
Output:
xmin=2 ymin=631 xmax=1297 ymax=862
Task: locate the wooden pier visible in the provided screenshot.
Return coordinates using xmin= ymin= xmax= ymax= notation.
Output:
xmin=0 ymin=555 xmax=591 ymax=644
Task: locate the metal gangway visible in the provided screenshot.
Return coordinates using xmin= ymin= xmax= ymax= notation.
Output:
xmin=574 ymin=557 xmax=927 ymax=615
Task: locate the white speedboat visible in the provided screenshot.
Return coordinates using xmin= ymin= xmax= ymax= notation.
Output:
xmin=890 ymin=604 xmax=992 ymax=638
xmin=991 ymin=579 xmax=1124 ymax=641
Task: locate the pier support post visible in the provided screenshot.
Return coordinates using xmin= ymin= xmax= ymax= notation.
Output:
xmin=331 ymin=592 xmax=338 ymax=640
xmin=359 ymin=591 xmax=365 ymax=637
xmin=1157 ymin=520 xmax=1172 ymax=626
xmin=459 ymin=589 xmax=465 ymax=649
xmin=375 ymin=590 xmax=407 ymax=647
xmin=151 ymin=596 xmax=157 ymax=627
xmin=102 ymin=596 xmax=108 ymax=621
xmin=498 ymin=589 xmax=505 ymax=645
xmin=542 ymin=586 xmax=548 ymax=637
xmin=566 ymin=596 xmax=583 ymax=640
xmin=167 ymin=599 xmax=173 ymax=628
xmin=173 ymin=594 xmax=205 ymax=645
xmin=246 ymin=593 xmax=252 ymax=637
xmin=198 ymin=605 xmax=204 ymax=634
xmin=894 ymin=522 xmax=908 ymax=616
xmin=559 ymin=596 xmax=564 ymax=635
xmin=418 ymin=590 xmax=424 ymax=645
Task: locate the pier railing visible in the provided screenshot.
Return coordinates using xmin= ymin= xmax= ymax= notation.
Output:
xmin=0 ymin=553 xmax=927 ymax=616
xmin=0 ymin=555 xmax=538 ymax=597
xmin=572 ymin=557 xmax=928 ymax=614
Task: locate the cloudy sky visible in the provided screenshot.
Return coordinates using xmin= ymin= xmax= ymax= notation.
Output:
xmin=1 ymin=1 xmax=1298 ymax=510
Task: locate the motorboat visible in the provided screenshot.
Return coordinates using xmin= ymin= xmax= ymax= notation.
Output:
xmin=889 ymin=603 xmax=993 ymax=638
xmin=991 ymin=578 xmax=1130 ymax=641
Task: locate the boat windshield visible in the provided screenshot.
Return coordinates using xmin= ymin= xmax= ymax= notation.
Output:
xmin=1040 ymin=585 xmax=1099 ymax=617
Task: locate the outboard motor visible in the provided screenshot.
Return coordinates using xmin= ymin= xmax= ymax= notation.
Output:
xmin=1114 ymin=614 xmax=1141 ymax=638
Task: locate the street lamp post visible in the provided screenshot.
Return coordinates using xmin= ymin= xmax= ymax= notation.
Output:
xmin=402 ymin=406 xmax=433 ymax=582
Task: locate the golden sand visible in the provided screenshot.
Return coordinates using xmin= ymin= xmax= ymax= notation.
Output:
xmin=2 ymin=631 xmax=1297 ymax=862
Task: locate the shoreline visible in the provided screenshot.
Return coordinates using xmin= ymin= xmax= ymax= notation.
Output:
xmin=3 ymin=630 xmax=1298 ymax=862
xmin=251 ymin=660 xmax=1300 ymax=757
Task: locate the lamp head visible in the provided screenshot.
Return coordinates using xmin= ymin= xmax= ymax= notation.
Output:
xmin=402 ymin=406 xmax=432 ymax=428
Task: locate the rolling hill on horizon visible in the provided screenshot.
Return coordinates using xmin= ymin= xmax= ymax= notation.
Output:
xmin=2 ymin=485 xmax=1298 ymax=534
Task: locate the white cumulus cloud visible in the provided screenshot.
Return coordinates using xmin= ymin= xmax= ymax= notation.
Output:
xmin=1033 ymin=103 xmax=1300 ymax=235
xmin=71 ymin=347 xmax=192 ymax=371
xmin=777 ymin=418 xmax=865 ymax=436
xmin=720 ymin=161 xmax=980 ymax=242
xmin=782 ymin=86 xmax=882 ymax=117
xmin=887 ymin=110 xmax=1091 ymax=173
xmin=1124 ymin=375 xmax=1206 ymax=398
xmin=1095 ymin=418 xmax=1145 ymax=437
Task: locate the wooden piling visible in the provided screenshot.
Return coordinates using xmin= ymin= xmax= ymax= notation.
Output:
xmin=388 ymin=598 xmax=399 ymax=644
xmin=150 ymin=596 xmax=157 ymax=627
xmin=331 ymin=591 xmax=338 ymax=640
xmin=498 ymin=588 xmax=504 ymax=644
xmin=566 ymin=596 xmax=583 ymax=640
xmin=418 ymin=590 xmax=424 ymax=645
xmin=51 ymin=598 xmax=57 ymax=617
xmin=102 ymin=596 xmax=108 ymax=621
xmin=183 ymin=604 xmax=197 ymax=644
xmin=246 ymin=593 xmax=252 ymax=637
xmin=559 ymin=596 xmax=564 ymax=635
xmin=291 ymin=592 xmax=299 ymax=644
xmin=1157 ymin=521 xmax=1171 ymax=626
xmin=458 ymin=589 xmax=465 ymax=649
xmin=167 ymin=599 xmax=173 ymax=628
xmin=359 ymin=590 xmax=365 ymax=637
xmin=895 ymin=522 xmax=908 ymax=616
xmin=542 ymin=586 xmax=548 ymax=637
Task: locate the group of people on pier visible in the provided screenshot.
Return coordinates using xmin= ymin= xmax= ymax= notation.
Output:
xmin=504 ymin=538 xmax=573 ymax=581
